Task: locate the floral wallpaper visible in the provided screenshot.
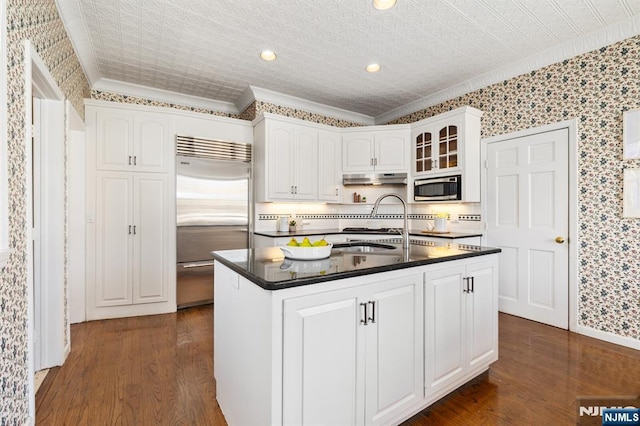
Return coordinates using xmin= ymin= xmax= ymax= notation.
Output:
xmin=391 ymin=35 xmax=640 ymax=341
xmin=252 ymin=100 xmax=364 ymax=127
xmin=91 ymin=92 xmax=365 ymax=128
xmin=1 ymin=0 xmax=90 ymax=424
xmin=91 ymin=89 xmax=241 ymax=119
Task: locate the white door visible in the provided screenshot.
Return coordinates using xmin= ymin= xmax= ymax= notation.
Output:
xmin=466 ymin=260 xmax=498 ymax=369
xmin=133 ymin=174 xmax=169 ymax=304
xmin=424 ymin=264 xmax=466 ymax=396
xmin=375 ymin=132 xmax=407 ymax=171
xmin=364 ymin=274 xmax=423 ymax=426
xmin=486 ymin=128 xmax=569 ymax=328
xmin=343 ymin=134 xmax=373 ymax=172
xmin=317 ymin=130 xmax=341 ymax=202
xmin=95 ymin=172 xmax=133 ymax=307
xmin=133 ymin=113 xmax=169 ymax=172
xmin=96 ymin=109 xmax=133 ymax=171
xmin=292 ymin=126 xmax=317 ymax=200
xmin=282 ymin=288 xmax=362 ymax=426
xmin=267 ymin=123 xmax=295 ymax=200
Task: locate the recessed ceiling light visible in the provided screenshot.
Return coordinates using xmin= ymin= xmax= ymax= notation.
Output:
xmin=260 ymin=50 xmax=277 ymax=61
xmin=373 ymin=0 xmax=397 ymax=10
xmin=366 ymin=63 xmax=381 ymax=73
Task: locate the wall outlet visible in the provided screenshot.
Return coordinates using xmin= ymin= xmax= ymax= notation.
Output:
xmin=86 ymin=213 xmax=95 ymax=224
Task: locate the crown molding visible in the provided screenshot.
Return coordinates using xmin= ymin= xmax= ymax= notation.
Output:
xmin=376 ymin=15 xmax=640 ymax=124
xmin=235 ymin=86 xmax=257 ymax=114
xmin=55 ymin=0 xmax=100 ymax=85
xmin=92 ymin=78 xmax=239 ymax=114
xmin=248 ymin=85 xmax=376 ymax=126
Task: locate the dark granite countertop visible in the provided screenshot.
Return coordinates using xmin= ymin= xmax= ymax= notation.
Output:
xmin=254 ymin=228 xmax=483 ymax=240
xmin=212 ymin=239 xmax=500 ymax=291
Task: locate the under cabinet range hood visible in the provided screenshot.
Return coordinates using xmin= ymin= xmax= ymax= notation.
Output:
xmin=342 ymin=172 xmax=407 ymax=186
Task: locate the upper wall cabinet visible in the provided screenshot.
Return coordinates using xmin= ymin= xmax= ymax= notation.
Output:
xmin=342 ymin=126 xmax=410 ymax=173
xmin=254 ymin=115 xmax=320 ymax=202
xmin=317 ymin=129 xmax=342 ymax=202
xmin=95 ymin=109 xmax=171 ymax=173
xmin=412 ymin=106 xmax=482 ymax=178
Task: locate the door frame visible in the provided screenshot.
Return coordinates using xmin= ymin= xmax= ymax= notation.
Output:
xmin=24 ymin=40 xmax=67 ymax=418
xmin=481 ymin=119 xmax=579 ymax=332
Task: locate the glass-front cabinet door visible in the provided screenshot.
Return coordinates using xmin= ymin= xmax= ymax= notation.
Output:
xmin=415 ymin=125 xmax=458 ymax=174
xmin=415 ymin=131 xmax=433 ymax=173
xmin=438 ymin=125 xmax=458 ymax=170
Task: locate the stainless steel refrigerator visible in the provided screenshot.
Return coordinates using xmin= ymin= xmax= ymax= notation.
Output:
xmin=176 ymin=135 xmax=252 ymax=309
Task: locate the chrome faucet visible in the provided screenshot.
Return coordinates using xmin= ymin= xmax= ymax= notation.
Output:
xmin=370 ymin=193 xmax=410 ymax=249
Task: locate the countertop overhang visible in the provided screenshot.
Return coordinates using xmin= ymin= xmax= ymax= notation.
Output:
xmin=212 ymin=239 xmax=500 ymax=290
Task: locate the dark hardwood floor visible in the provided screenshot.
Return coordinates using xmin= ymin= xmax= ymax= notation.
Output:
xmin=36 ymin=307 xmax=640 ymax=425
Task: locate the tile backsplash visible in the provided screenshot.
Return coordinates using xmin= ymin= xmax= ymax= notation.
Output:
xmin=255 ymin=203 xmax=483 ymax=233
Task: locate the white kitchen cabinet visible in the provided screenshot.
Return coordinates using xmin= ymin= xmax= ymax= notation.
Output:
xmin=95 ymin=108 xmax=171 ymax=173
xmin=317 ymin=129 xmax=342 ymax=202
xmin=423 ymin=256 xmax=498 ymax=398
xmin=411 ymin=106 xmax=482 ymax=202
xmin=254 ymin=115 xmax=318 ymax=201
xmin=282 ymin=272 xmax=423 ymax=426
xmin=342 ymin=126 xmax=409 ymax=172
xmin=95 ymin=171 xmax=170 ymax=308
xmin=215 ymin=253 xmax=499 ymax=426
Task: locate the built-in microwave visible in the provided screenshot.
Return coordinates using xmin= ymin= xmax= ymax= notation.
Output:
xmin=414 ymin=175 xmax=462 ymax=202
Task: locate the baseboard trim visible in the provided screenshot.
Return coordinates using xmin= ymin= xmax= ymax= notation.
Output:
xmin=577 ymin=325 xmax=640 ymax=351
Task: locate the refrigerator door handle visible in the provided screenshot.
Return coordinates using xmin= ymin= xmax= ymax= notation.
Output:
xmin=181 ymin=261 xmax=215 ymax=269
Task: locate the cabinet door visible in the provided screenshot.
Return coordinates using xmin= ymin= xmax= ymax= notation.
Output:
xmin=365 ymin=274 xmax=423 ymax=426
xmin=283 ymin=288 xmax=363 ymax=426
xmin=96 ymin=110 xmax=133 ymax=171
xmin=374 ymin=132 xmax=407 ymax=171
xmin=133 ymin=113 xmax=170 ymax=173
xmin=267 ymin=123 xmax=295 ymax=200
xmin=95 ymin=172 xmax=133 ymax=306
xmin=435 ymin=122 xmax=461 ymax=173
xmin=424 ymin=264 xmax=466 ymax=395
xmin=132 ymin=174 xmax=169 ymax=304
xmin=343 ymin=134 xmax=373 ymax=172
xmin=292 ymin=126 xmax=317 ymax=200
xmin=466 ymin=260 xmax=498 ymax=369
xmin=317 ymin=130 xmax=341 ymax=202
xmin=413 ymin=127 xmax=435 ymax=174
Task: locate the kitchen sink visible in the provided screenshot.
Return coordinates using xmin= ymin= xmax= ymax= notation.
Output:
xmin=332 ymin=241 xmax=397 ymax=253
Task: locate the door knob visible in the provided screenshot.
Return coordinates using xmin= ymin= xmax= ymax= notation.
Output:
xmin=555 ymin=236 xmax=565 ymax=244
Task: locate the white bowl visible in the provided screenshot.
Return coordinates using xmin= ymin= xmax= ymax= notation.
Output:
xmin=279 ymin=243 xmax=333 ymax=260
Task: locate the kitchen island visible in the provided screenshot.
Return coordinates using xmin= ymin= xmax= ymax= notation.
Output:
xmin=212 ymin=240 xmax=501 ymax=426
